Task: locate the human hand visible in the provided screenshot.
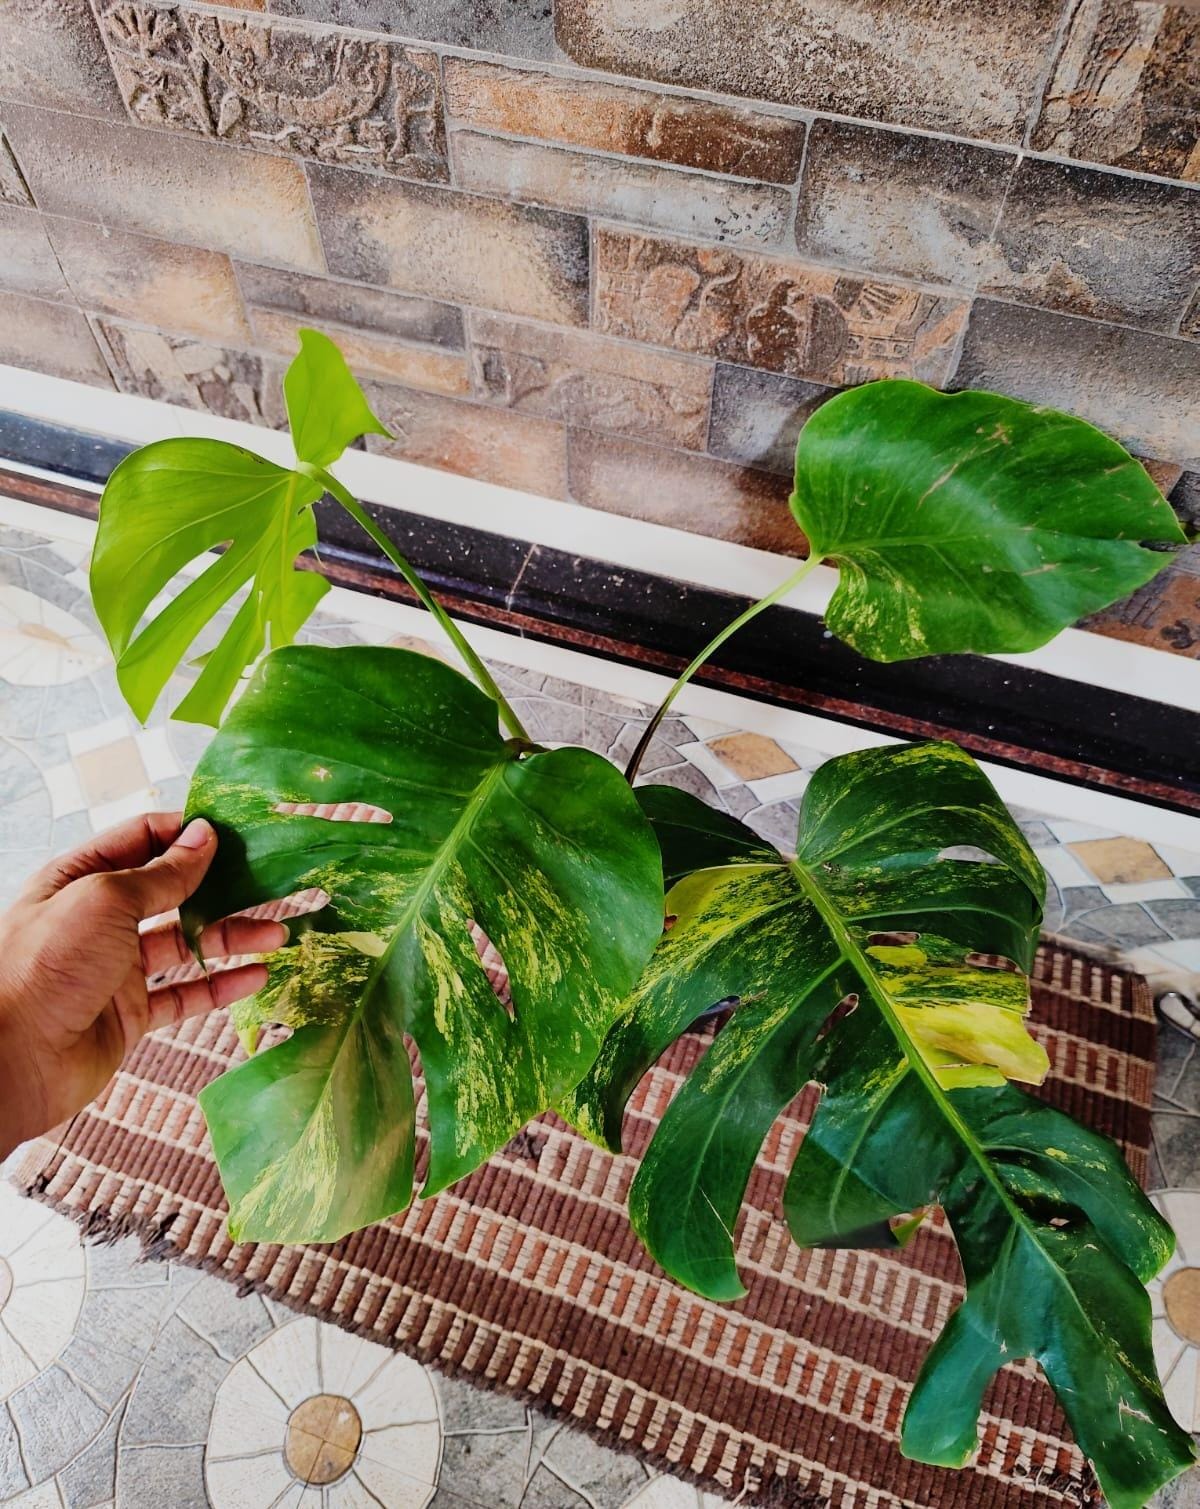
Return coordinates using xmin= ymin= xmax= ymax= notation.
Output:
xmin=0 ymin=812 xmax=285 ymax=1156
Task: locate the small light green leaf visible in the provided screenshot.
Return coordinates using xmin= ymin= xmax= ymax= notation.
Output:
xmin=564 ymin=741 xmax=1196 ymax=1506
xmin=284 ymin=327 xmax=390 ymax=468
xmin=184 ymin=644 xmax=663 ymax=1245
xmin=90 ymin=439 xmax=326 ymax=725
xmin=791 ymin=380 xmax=1186 ymax=661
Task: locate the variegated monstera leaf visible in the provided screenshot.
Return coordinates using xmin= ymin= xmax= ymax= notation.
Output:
xmin=563 ymin=743 xmax=1195 ymax=1508
xmin=181 ymin=644 xmax=663 ymax=1244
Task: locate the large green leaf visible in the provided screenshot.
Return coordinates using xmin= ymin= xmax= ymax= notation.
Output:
xmin=182 ymin=643 xmax=663 ymax=1244
xmin=562 ymin=743 xmax=1195 ymax=1507
xmin=90 ymin=329 xmax=388 ymax=725
xmin=791 ymin=381 xmax=1186 ymax=660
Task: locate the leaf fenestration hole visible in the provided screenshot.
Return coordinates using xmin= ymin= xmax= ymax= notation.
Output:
xmin=274 ymin=801 xmax=394 ymax=824
xmin=816 ymin=992 xmax=859 ymax=1041
xmin=964 ymin=951 xmax=1021 ymax=973
xmin=866 ymin=931 xmax=919 ymax=948
xmin=469 ymin=921 xmax=514 ymax=1018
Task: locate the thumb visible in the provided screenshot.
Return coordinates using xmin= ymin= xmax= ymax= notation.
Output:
xmin=111 ymin=818 xmax=218 ymax=920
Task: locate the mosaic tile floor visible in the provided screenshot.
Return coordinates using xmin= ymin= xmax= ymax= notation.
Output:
xmin=1 ymin=520 xmax=1198 ymax=1507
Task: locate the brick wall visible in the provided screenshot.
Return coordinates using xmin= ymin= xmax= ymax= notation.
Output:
xmin=0 ymin=0 xmax=1197 ymax=655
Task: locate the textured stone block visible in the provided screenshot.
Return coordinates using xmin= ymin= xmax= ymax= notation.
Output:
xmin=0 ymin=0 xmax=124 ymax=118
xmin=594 ymin=227 xmax=968 ymax=385
xmin=270 ymin=0 xmax=556 ymax=56
xmin=0 ymin=291 xmax=112 ymax=386
xmin=249 ymin=306 xmax=469 ymax=393
xmin=47 ymin=219 xmax=252 ymax=343
xmin=954 ymin=300 xmax=1200 ymax=467
xmin=98 ymin=319 xmax=287 ymax=426
xmin=309 ymin=167 xmax=588 ymax=326
xmin=0 ymin=131 xmax=32 ymax=207
xmin=1 ymin=105 xmax=323 ymax=271
xmin=708 ymin=364 xmax=833 ymax=475
xmin=0 ymin=207 xmax=70 ymax=301
xmin=981 ymin=157 xmax=1200 ymax=328
xmin=235 ymin=263 xmax=464 ymax=349
xmin=366 ymin=383 xmax=568 ymax=498
xmin=1032 ymin=2 xmax=1199 ymax=182
xmin=99 ymin=3 xmax=447 ymax=183
xmin=1184 ymin=286 xmax=1200 ymax=338
xmin=1083 ymin=558 xmax=1200 ymax=658
xmin=795 ymin=121 xmax=1014 ymax=287
xmin=443 ymin=60 xmax=807 ymax=183
xmin=568 ymin=430 xmax=796 ymax=553
xmin=451 ymin=132 xmax=790 ymax=249
xmin=471 ymin=314 xmax=712 ymax=448
xmin=556 ymin=0 xmax=1064 ymax=143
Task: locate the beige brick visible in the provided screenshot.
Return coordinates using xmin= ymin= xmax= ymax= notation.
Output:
xmin=99 ymin=4 xmax=447 ymax=183
xmin=98 ymin=320 xmax=287 ymax=427
xmin=45 ymin=219 xmax=252 ymax=344
xmin=365 ymin=383 xmax=567 ymax=499
xmin=443 ymin=60 xmax=806 ymax=183
xmin=594 ymin=226 xmax=967 ymax=386
xmin=555 ymin=0 xmax=1064 ymax=143
xmin=1068 ymin=838 xmax=1172 ymax=886
xmin=0 ymin=292 xmax=112 ymax=387
xmin=471 ymin=314 xmax=712 ymax=449
xmin=451 ymin=132 xmax=789 ymax=249
xmin=234 ymin=264 xmax=463 ymax=350
xmin=0 ymin=207 xmax=70 ymax=302
xmin=309 ymin=167 xmax=588 ymax=326
xmin=249 ymin=307 xmax=470 ymax=395
xmin=707 ymin=733 xmax=798 ymax=781
xmin=2 ymin=105 xmax=323 ymax=273
xmin=0 ymin=0 xmax=124 ymax=118
xmin=568 ymin=430 xmax=797 ymax=554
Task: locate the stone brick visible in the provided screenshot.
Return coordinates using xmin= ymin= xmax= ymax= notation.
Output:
xmin=1184 ymin=285 xmax=1200 ymax=338
xmin=981 ymin=157 xmax=1200 ymax=329
xmin=555 ymin=0 xmax=1064 ymax=143
xmin=249 ymin=306 xmax=469 ymax=393
xmin=708 ymin=364 xmax=833 ymax=475
xmin=1031 ymin=2 xmax=1199 ymax=182
xmin=98 ymin=319 xmax=287 ymax=426
xmin=309 ymin=167 xmax=588 ymax=326
xmin=270 ymin=0 xmax=556 ymax=56
xmin=234 ymin=263 xmax=464 ymax=349
xmin=99 ymin=3 xmax=448 ymax=183
xmin=1 ymin=105 xmax=323 ymax=271
xmin=795 ymin=121 xmax=1014 ymax=288
xmin=451 ymin=132 xmax=790 ymax=249
xmin=0 ymin=0 xmax=125 ymax=118
xmin=442 ymin=60 xmax=807 ymax=183
xmin=365 ymin=383 xmax=568 ymax=498
xmin=0 ymin=207 xmax=70 ymax=302
xmin=0 ymin=291 xmax=112 ymax=386
xmin=46 ymin=218 xmax=252 ymax=343
xmin=568 ymin=430 xmax=797 ymax=553
xmin=594 ymin=227 xmax=968 ymax=386
xmin=470 ymin=314 xmax=712 ymax=448
xmin=0 ymin=131 xmax=31 ymax=207
xmin=954 ymin=300 xmax=1200 ymax=468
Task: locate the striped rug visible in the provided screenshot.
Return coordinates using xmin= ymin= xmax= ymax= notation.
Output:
xmin=13 ymin=941 xmax=1155 ymax=1509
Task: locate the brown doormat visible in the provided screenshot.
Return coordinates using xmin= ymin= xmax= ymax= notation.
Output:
xmin=12 ymin=940 xmax=1156 ymax=1509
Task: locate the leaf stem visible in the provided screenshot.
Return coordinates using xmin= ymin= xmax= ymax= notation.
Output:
xmin=307 ymin=464 xmax=530 ymax=742
xmin=624 ymin=554 xmax=824 ymax=784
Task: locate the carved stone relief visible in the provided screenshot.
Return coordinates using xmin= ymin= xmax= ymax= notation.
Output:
xmin=99 ymin=2 xmax=447 ymax=181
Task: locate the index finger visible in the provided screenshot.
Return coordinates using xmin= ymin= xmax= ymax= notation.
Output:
xmin=22 ymin=811 xmax=185 ymax=900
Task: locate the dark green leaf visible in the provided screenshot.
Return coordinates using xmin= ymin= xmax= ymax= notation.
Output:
xmin=562 ymin=742 xmax=1195 ymax=1506
xmin=791 ymin=381 xmax=1186 ymax=660
xmin=285 ymin=327 xmax=390 ymax=468
xmin=184 ymin=644 xmax=663 ymax=1245
xmin=90 ymin=439 xmax=326 ymax=725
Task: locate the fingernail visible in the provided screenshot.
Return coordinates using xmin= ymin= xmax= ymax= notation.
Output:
xmin=176 ymin=818 xmax=215 ymax=850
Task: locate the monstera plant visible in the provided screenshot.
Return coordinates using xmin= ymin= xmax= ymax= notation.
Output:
xmin=89 ymin=330 xmax=1195 ymax=1507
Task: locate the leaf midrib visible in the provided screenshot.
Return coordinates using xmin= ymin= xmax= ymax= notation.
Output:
xmin=788 ymin=856 xmax=1113 ymax=1360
